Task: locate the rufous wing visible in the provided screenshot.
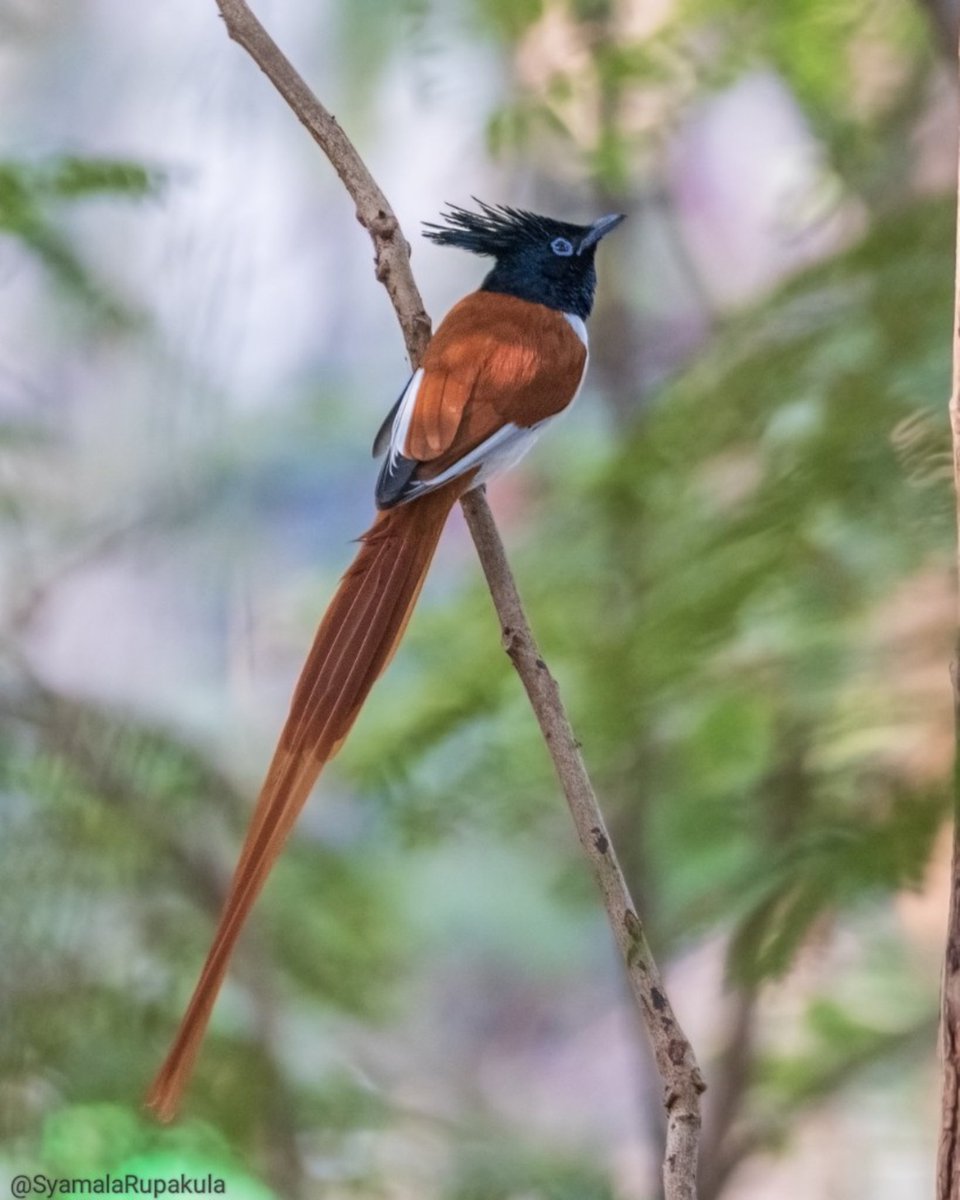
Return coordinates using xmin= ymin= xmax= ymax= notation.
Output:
xmin=382 ymin=292 xmax=586 ymax=499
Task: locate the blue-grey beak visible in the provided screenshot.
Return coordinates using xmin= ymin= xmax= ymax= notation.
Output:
xmin=578 ymin=212 xmax=626 ymax=254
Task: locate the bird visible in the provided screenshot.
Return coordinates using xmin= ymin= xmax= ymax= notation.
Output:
xmin=146 ymin=200 xmax=625 ymax=1121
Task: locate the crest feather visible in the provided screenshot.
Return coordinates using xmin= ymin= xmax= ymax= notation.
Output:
xmin=423 ymin=198 xmax=583 ymax=257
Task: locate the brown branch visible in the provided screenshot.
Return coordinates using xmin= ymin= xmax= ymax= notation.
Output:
xmin=214 ymin=0 xmax=431 ymax=366
xmin=209 ymin=2 xmax=705 ymax=1194
xmin=939 ymin=28 xmax=960 ymax=1198
xmin=940 ymin=672 xmax=960 ymax=1199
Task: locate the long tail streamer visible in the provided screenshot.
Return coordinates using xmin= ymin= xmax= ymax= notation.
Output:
xmin=146 ymin=479 xmax=467 ymax=1121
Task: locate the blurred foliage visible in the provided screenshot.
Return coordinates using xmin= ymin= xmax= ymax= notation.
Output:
xmin=0 ymin=677 xmax=406 ymax=1159
xmin=0 ymin=1 xmax=956 ymax=1197
xmin=0 ymin=154 xmax=162 ymax=324
xmin=445 ymin=1139 xmax=617 ymax=1200
xmin=3 ymin=1103 xmax=271 ymax=1199
xmin=679 ymin=0 xmax=932 ymax=194
xmin=476 ymin=0 xmax=932 ymax=196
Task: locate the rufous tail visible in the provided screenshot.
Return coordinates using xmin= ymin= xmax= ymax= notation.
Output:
xmin=146 ymin=478 xmax=468 ymax=1121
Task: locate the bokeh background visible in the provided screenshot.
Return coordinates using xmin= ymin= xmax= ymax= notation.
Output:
xmin=1 ymin=0 xmax=959 ymax=1196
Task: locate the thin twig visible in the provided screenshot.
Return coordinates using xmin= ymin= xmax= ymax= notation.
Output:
xmin=938 ymin=27 xmax=960 ymax=1198
xmin=210 ymin=2 xmax=705 ymax=1194
xmin=215 ymin=0 xmax=431 ymax=365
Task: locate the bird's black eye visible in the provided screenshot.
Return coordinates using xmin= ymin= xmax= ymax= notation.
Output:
xmin=550 ymin=237 xmax=574 ymax=257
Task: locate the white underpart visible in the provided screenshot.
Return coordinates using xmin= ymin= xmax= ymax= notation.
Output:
xmin=564 ymin=312 xmax=588 ymax=347
xmin=390 ymin=315 xmax=589 ymax=499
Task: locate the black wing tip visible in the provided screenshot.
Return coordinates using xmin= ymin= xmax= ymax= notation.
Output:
xmin=372 ymin=415 xmax=395 ymax=458
xmin=375 ymin=453 xmax=420 ymax=510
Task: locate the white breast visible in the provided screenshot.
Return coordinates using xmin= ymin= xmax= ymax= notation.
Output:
xmin=564 ymin=312 xmax=588 ymax=347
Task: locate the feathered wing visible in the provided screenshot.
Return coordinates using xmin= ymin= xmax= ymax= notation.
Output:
xmin=145 ymin=476 xmax=470 ymax=1122
xmin=375 ymin=292 xmax=587 ymax=508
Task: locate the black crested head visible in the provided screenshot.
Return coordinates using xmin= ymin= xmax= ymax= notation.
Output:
xmin=423 ymin=199 xmax=624 ymax=320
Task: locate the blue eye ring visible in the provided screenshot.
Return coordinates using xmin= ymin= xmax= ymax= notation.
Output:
xmin=550 ymin=237 xmax=574 ymax=257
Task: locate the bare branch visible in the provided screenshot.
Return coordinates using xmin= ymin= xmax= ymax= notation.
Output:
xmin=940 ymin=681 xmax=960 ymax=1200
xmin=938 ymin=29 xmax=960 ymax=1198
xmin=214 ymin=0 xmax=431 ymax=366
xmin=209 ymin=3 xmax=705 ymax=1194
